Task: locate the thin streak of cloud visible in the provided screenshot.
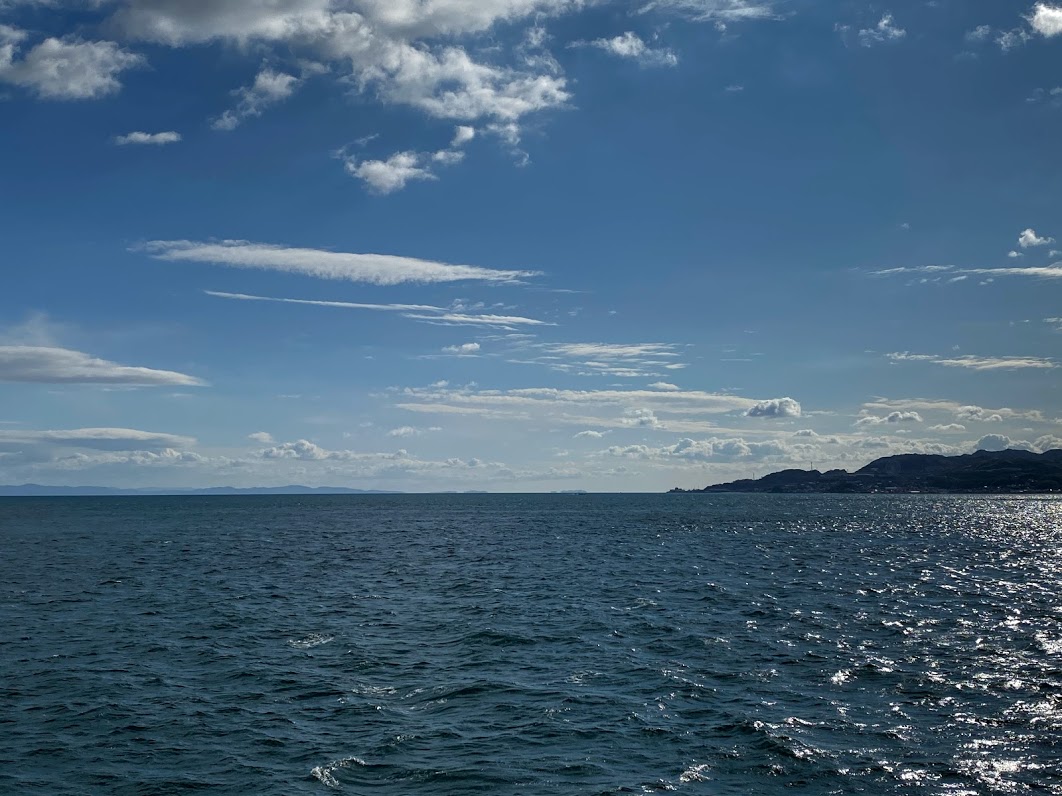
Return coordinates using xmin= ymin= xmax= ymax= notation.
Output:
xmin=140 ymin=240 xmax=540 ymax=285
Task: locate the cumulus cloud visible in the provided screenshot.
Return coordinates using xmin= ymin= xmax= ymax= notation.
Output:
xmin=451 ymin=125 xmax=476 ymax=146
xmin=858 ymin=13 xmax=905 ymax=47
xmin=928 ymin=423 xmax=966 ymax=433
xmin=212 ymin=67 xmax=300 ymax=130
xmin=114 ymin=130 xmax=181 ymax=145
xmin=855 ymin=411 xmax=923 ymax=426
xmin=649 ymin=382 xmax=680 ymax=391
xmin=576 ymin=31 xmax=678 ymax=66
xmin=387 ymin=426 xmax=423 ymax=437
xmin=887 ymin=352 xmax=1057 ymax=370
xmin=141 ymin=240 xmax=539 ymax=285
xmin=1018 ymin=228 xmax=1054 ymax=248
xmin=0 ymin=30 xmax=143 ymax=99
xmin=0 ymin=345 xmax=205 ymax=386
xmin=248 ymin=431 xmax=275 ymax=443
xmin=974 ymin=434 xmax=1033 ymax=452
xmin=607 ymin=435 xmax=792 ymax=462
xmin=109 ymin=0 xmax=573 ymax=125
xmin=345 ymin=147 xmax=471 ymax=192
xmin=745 ymin=397 xmax=802 ymax=418
xmin=621 ymin=407 xmax=662 ymax=428
xmin=574 ymin=429 xmax=605 ymax=438
xmin=1029 ymin=3 xmax=1062 ymax=37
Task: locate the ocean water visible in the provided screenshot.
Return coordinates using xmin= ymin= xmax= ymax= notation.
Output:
xmin=1 ymin=494 xmax=1061 ymax=795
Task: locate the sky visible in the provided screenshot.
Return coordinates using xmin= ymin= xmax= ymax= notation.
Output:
xmin=1 ymin=0 xmax=1061 ymax=492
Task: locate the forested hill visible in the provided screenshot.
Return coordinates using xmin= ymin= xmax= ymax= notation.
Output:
xmin=670 ymin=449 xmax=1062 ymax=494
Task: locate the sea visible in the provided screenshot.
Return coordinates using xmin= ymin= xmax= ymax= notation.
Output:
xmin=1 ymin=493 xmax=1060 ymax=795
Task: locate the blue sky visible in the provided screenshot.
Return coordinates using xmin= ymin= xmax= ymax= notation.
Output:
xmin=2 ymin=0 xmax=1061 ymax=491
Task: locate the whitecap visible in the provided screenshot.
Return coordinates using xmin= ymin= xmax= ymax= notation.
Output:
xmin=679 ymin=763 xmax=711 ymax=783
xmin=311 ymin=756 xmax=365 ymax=788
xmin=831 ymin=669 xmax=852 ymax=685
xmin=288 ymin=633 xmax=334 ymax=649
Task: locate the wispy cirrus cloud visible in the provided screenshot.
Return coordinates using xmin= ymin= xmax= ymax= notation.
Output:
xmin=638 ymin=0 xmax=776 ymax=22
xmin=887 ymin=351 xmax=1057 ymax=370
xmin=0 ymin=345 xmax=205 ymax=386
xmin=212 ymin=67 xmax=300 ymax=131
xmin=508 ymin=341 xmax=686 ymax=377
xmin=571 ymin=32 xmax=678 ymax=67
xmin=871 ymin=263 xmax=1062 ymax=281
xmin=204 ymin=290 xmax=442 ymax=313
xmin=205 ymin=291 xmax=551 ymax=330
xmin=141 ymin=240 xmax=540 ymax=285
xmin=0 ymin=427 xmax=195 ymax=451
xmin=858 ymin=13 xmax=905 ymax=47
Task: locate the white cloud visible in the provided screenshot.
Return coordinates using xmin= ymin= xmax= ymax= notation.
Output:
xmin=345 ymin=150 xmax=437 ymax=193
xmin=451 ymin=125 xmax=476 ymax=146
xmin=855 ymin=411 xmax=923 ymax=426
xmin=512 ymin=341 xmax=685 ymax=377
xmin=965 ymin=25 xmax=992 ymax=43
xmin=1018 ymin=228 xmax=1054 ymax=248
xmin=204 ymin=290 xmax=442 ymax=313
xmin=387 ymin=426 xmax=422 ymax=437
xmin=574 ymin=429 xmax=605 ymax=438
xmin=578 ymin=32 xmax=678 ymax=66
xmin=0 ymin=31 xmax=143 ymax=99
xmin=0 ymin=345 xmax=205 ymax=386
xmin=344 ymin=145 xmax=472 ymax=193
xmin=928 ymin=423 xmax=966 ymax=432
xmin=403 ymin=312 xmax=551 ymax=329
xmin=607 ymin=435 xmax=793 ymax=462
xmin=213 ymin=67 xmax=300 ymax=130
xmin=649 ymin=381 xmax=680 ymax=391
xmin=110 ymin=0 xmax=573 ymax=128
xmin=858 ymin=13 xmax=905 ymax=47
xmin=114 ymin=130 xmax=181 ymax=145
xmin=862 ymin=398 xmax=1044 ymax=423
xmin=887 ymin=352 xmax=1057 ymax=370
xmin=975 ymin=433 xmax=1034 ymax=452
xmin=997 ymin=27 xmax=1032 ymax=51
xmin=1008 ymin=250 xmax=1023 ymax=258
xmin=639 ymin=0 xmax=776 ymax=22
xmin=1029 ymin=3 xmax=1062 ymax=37
xmin=248 ymin=431 xmax=275 ymax=443
xmin=142 ymin=240 xmax=539 ymax=285
xmin=207 ymin=291 xmax=551 ymax=330
xmin=621 ymin=407 xmax=662 ymax=428
xmin=0 ymin=427 xmax=195 ymax=452
xmin=442 ymin=342 xmax=481 ymax=355
xmin=745 ymin=397 xmax=802 ymax=418
xmin=874 ymin=263 xmax=1062 ymax=282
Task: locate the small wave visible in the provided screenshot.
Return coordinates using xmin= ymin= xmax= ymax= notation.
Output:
xmin=679 ymin=763 xmax=711 ymax=783
xmin=311 ymin=756 xmax=366 ymax=788
xmin=288 ymin=633 xmax=334 ymax=649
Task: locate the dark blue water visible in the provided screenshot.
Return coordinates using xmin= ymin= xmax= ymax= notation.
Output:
xmin=2 ymin=494 xmax=1061 ymax=794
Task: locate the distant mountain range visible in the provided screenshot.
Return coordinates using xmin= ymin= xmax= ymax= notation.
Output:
xmin=0 ymin=485 xmax=404 ymax=497
xmin=670 ymin=449 xmax=1062 ymax=494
